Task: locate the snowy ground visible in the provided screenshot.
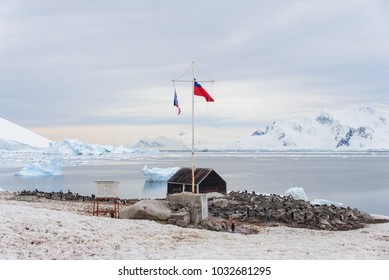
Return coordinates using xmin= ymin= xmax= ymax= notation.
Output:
xmin=0 ymin=192 xmax=388 ymax=260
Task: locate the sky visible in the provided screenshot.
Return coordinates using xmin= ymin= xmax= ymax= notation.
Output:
xmin=1 ymin=0 xmax=389 ymax=145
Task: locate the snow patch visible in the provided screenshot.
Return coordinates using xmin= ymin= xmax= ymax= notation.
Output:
xmin=1 ymin=195 xmax=388 ymax=259
xmin=310 ymin=199 xmax=344 ymax=207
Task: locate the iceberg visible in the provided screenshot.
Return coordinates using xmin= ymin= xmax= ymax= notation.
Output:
xmin=44 ymin=139 xmax=145 ymax=155
xmin=285 ymin=187 xmax=344 ymax=207
xmin=142 ymin=166 xmax=180 ymax=182
xmin=44 ymin=139 xmax=110 ymax=155
xmin=15 ymin=158 xmax=64 ymax=176
xmin=285 ymin=187 xmax=309 ymax=201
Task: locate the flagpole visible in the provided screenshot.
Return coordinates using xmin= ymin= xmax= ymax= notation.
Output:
xmin=191 ymin=61 xmax=195 ymax=194
xmin=172 ymin=62 xmax=214 ymax=195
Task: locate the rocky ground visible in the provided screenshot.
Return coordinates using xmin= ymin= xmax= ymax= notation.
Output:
xmin=202 ymin=191 xmax=388 ymax=232
xmin=14 ymin=189 xmax=389 ymax=232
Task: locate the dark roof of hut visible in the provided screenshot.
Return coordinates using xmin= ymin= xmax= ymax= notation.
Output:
xmin=168 ymin=167 xmax=215 ymax=185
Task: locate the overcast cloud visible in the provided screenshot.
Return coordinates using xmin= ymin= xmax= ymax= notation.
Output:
xmin=1 ymin=0 xmax=389 ymax=144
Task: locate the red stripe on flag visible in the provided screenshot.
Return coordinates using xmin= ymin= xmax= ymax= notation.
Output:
xmin=194 ymin=81 xmax=214 ymax=102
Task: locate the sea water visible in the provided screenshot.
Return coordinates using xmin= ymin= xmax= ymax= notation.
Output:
xmin=1 ymin=152 xmax=388 ymax=216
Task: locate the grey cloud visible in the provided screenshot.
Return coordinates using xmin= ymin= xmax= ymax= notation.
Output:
xmin=1 ymin=0 xmax=388 ymax=137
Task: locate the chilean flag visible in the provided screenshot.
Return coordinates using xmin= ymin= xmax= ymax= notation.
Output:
xmin=194 ymin=79 xmax=214 ymax=102
xmin=173 ymin=90 xmax=181 ymax=115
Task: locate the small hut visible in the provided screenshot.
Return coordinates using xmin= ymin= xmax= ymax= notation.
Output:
xmin=167 ymin=167 xmax=227 ymax=195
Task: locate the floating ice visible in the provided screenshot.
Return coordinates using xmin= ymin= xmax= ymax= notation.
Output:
xmin=15 ymin=158 xmax=64 ymax=176
xmin=44 ymin=139 xmax=146 ymax=155
xmin=285 ymin=187 xmax=344 ymax=206
xmin=285 ymin=187 xmax=309 ymax=201
xmin=310 ymin=199 xmax=343 ymax=207
xmin=142 ymin=166 xmax=180 ymax=182
xmin=109 ymin=145 xmax=139 ymax=154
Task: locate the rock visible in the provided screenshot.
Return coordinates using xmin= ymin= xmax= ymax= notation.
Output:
xmin=12 ymin=188 xmax=387 ymax=231
xmin=63 ymin=193 xmax=76 ymax=200
xmin=121 ymin=200 xmax=171 ymax=221
xmin=200 ymin=220 xmax=227 ymax=231
xmin=207 ymin=192 xmax=226 ymax=200
xmin=209 ymin=198 xmax=229 ymax=208
xmin=346 ymin=211 xmax=360 ymax=221
xmin=167 ymin=192 xmax=208 ymax=223
xmin=13 ymin=195 xmax=39 ymax=202
xmin=205 ymin=191 xmax=386 ymax=231
xmin=230 ymin=213 xmax=243 ymax=220
xmin=318 ymin=217 xmax=334 ymax=230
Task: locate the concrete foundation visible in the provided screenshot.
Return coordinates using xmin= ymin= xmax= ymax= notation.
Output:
xmin=168 ymin=212 xmax=191 ymax=227
xmin=167 ymin=192 xmax=208 ymax=224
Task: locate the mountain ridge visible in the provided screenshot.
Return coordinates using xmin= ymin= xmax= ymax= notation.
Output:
xmin=2 ymin=105 xmax=389 ymax=152
xmin=231 ymin=105 xmax=389 ymax=151
xmin=0 ymin=118 xmax=51 ymax=149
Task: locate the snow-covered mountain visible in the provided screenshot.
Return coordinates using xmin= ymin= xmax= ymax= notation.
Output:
xmin=133 ymin=136 xmax=189 ymax=150
xmin=0 ymin=139 xmax=40 ymax=152
xmin=229 ymin=105 xmax=389 ymax=150
xmin=3 ymin=105 xmax=389 ymax=153
xmin=0 ymin=117 xmax=51 ymax=150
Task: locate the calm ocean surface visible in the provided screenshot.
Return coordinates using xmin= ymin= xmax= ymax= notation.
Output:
xmin=1 ymin=152 xmax=389 ymax=216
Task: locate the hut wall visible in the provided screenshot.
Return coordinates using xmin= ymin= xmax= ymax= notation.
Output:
xmin=167 ymin=168 xmax=227 ymax=195
xmin=167 ymin=183 xmax=183 ymax=194
xmin=184 ymin=184 xmax=193 ymax=193
xmin=199 ymin=170 xmax=227 ymax=194
xmin=167 ymin=183 xmax=198 ymax=194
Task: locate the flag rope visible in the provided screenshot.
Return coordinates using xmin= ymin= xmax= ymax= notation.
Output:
xmin=195 ymin=80 xmax=213 ymax=150
xmin=194 ymin=63 xmax=214 ymax=81
xmin=174 ymin=63 xmax=193 ymax=80
xmin=196 ymin=100 xmax=210 ymax=150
